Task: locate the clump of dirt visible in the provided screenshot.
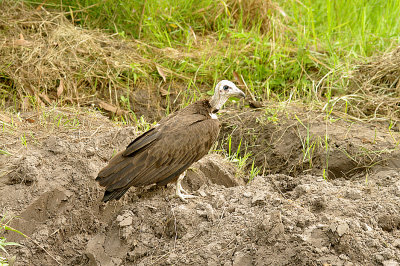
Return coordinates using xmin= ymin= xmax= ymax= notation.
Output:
xmin=185 ymin=154 xmax=246 ymax=190
xmin=1 ymin=107 xmax=400 ymax=265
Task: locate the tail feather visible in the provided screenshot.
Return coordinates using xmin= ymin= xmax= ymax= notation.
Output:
xmin=102 ymin=187 xmax=130 ymax=202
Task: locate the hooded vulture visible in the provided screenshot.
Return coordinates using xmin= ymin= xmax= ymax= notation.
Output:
xmin=96 ymin=80 xmax=245 ymax=202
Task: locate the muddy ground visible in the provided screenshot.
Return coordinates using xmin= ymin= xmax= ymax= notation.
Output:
xmin=1 ymin=106 xmax=400 ymax=266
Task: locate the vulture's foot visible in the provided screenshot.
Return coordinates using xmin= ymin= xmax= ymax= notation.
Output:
xmin=175 ymin=171 xmax=197 ymax=202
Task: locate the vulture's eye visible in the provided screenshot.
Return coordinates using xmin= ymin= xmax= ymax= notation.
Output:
xmin=223 ymin=85 xmax=229 ymax=91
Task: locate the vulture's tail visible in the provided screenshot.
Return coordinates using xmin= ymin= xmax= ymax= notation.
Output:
xmin=101 ymin=187 xmax=130 ymax=202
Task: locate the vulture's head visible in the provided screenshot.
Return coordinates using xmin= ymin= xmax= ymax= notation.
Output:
xmin=210 ymin=80 xmax=245 ymax=112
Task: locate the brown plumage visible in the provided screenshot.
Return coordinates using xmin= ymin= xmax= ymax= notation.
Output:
xmin=96 ymin=100 xmax=220 ymax=201
xmin=96 ymin=80 xmax=245 ymax=202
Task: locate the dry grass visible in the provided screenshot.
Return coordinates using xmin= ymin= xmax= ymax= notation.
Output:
xmin=353 ymin=47 xmax=400 ymax=96
xmin=228 ymin=0 xmax=272 ymax=33
xmin=0 ymin=1 xmax=190 ymax=116
xmin=0 ymin=0 xmax=286 ymax=121
xmin=333 ymin=47 xmax=400 ymax=121
xmin=1 ymin=0 xmax=400 ymax=125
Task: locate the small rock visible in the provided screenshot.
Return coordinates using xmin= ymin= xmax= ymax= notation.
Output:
xmin=339 ymin=254 xmax=349 ymax=260
xmin=120 ymin=216 xmax=133 ymax=227
xmin=233 ymin=252 xmax=253 ymax=266
xmin=393 ymin=239 xmax=400 ymax=248
xmin=337 ymin=222 xmax=349 ymax=237
xmin=116 ymin=215 xmax=124 ymax=222
xmin=383 ymin=260 xmax=399 ymax=266
xmin=251 ymin=191 xmax=267 ymax=206
xmin=243 ymin=191 xmax=252 ymax=198
xmin=362 ymin=223 xmax=373 ymax=232
xmin=127 ymin=244 xmax=148 ymax=261
xmin=198 ymin=190 xmax=207 ymax=197
xmin=268 ymin=211 xmax=284 ymax=238
xmin=345 ymin=189 xmax=362 ymax=200
xmin=294 ymin=184 xmax=310 ymax=197
xmin=272 ymin=197 xmax=282 ymax=206
xmin=329 ymin=223 xmax=337 ymax=232
xmin=86 ymin=235 xmax=112 ymax=265
xmin=316 ymin=223 xmax=327 ymax=229
xmin=204 ymin=203 xmax=215 ymax=222
xmin=320 ymin=247 xmax=329 ymax=253
xmin=375 ymin=254 xmax=384 ymax=263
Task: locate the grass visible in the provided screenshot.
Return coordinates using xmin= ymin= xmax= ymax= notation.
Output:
xmin=0 ymin=215 xmax=24 ymax=265
xmin=12 ymin=0 xmax=399 ymax=110
xmin=215 ymin=133 xmax=260 ymax=181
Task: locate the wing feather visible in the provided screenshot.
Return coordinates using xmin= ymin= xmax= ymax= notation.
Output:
xmin=123 ymin=128 xmax=160 ymax=156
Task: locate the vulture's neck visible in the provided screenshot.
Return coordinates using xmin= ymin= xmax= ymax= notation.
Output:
xmin=209 ymin=93 xmax=228 ymax=113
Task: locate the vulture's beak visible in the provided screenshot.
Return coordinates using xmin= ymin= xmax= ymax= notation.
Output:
xmin=232 ymin=86 xmax=246 ymax=99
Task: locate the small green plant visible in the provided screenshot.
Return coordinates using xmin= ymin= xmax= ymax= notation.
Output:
xmin=223 ymin=135 xmax=259 ymax=180
xmin=248 ymin=158 xmax=260 ymax=183
xmin=20 ymin=133 xmax=27 ymax=147
xmin=131 ymin=114 xmax=153 ymax=133
xmin=295 ymin=114 xmax=319 ymax=168
xmin=0 ymin=215 xmax=25 ymax=265
xmin=0 ymin=150 xmax=11 ymax=156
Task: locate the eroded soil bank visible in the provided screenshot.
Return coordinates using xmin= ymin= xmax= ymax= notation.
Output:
xmin=1 ymin=107 xmax=400 ymax=265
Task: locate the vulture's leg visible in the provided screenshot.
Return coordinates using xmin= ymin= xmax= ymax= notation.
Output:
xmin=175 ymin=171 xmax=196 ymax=202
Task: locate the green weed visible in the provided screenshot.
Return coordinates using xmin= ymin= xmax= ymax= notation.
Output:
xmin=0 ymin=150 xmax=12 ymax=156
xmin=20 ymin=133 xmax=27 ymax=147
xmin=295 ymin=114 xmax=319 ymax=168
xmin=223 ymin=134 xmax=258 ymax=179
xmin=0 ymin=215 xmax=25 ymax=265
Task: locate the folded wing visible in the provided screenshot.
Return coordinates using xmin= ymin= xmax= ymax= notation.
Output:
xmin=96 ymin=114 xmax=220 ymax=202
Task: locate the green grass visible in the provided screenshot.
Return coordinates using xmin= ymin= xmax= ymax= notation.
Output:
xmin=14 ymin=0 xmax=392 ymax=104
xmin=20 ymin=0 xmax=400 ymax=106
xmin=284 ymin=0 xmax=400 ymax=56
xmin=0 ymin=215 xmax=25 ymax=265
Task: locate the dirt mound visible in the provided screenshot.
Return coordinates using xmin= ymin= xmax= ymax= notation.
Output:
xmin=219 ymin=105 xmax=400 ymax=180
xmin=1 ymin=107 xmax=400 ymax=265
xmin=184 ymin=154 xmax=246 ymax=191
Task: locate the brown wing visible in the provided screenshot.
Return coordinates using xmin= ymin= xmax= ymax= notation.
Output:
xmin=96 ymin=115 xmax=220 ymax=202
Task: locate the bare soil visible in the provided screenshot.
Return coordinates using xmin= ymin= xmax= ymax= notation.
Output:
xmin=1 ymin=106 xmax=400 ymax=266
